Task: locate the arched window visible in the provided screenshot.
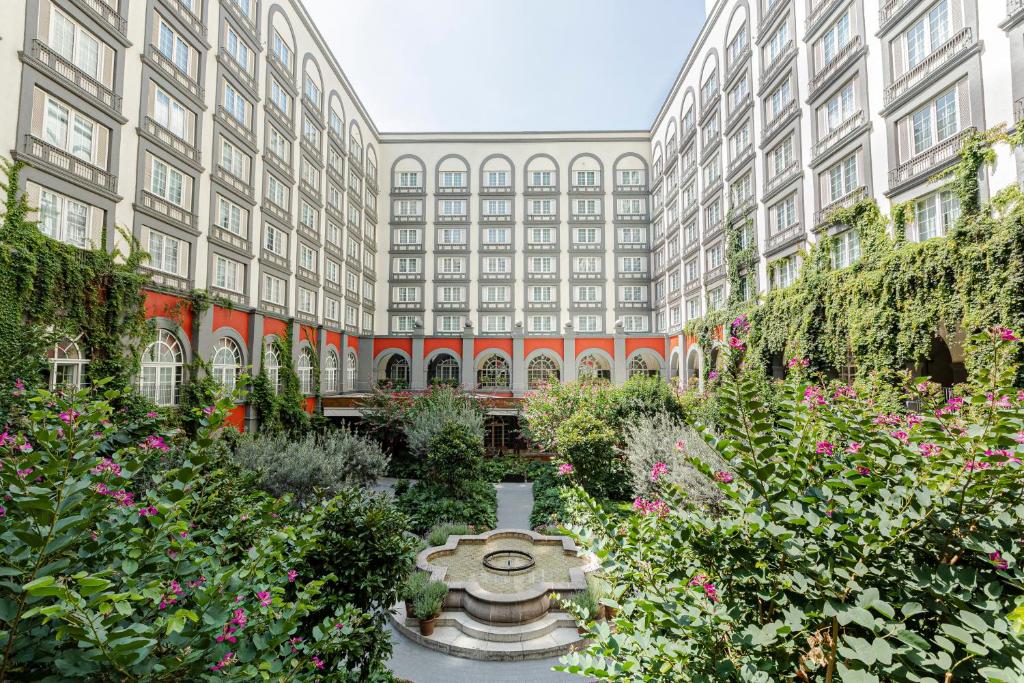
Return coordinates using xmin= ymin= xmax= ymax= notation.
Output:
xmin=140 ymin=329 xmax=184 ymax=406
xmin=578 ymin=353 xmax=611 ymax=381
xmin=527 ymin=355 xmax=559 ymax=389
xmin=323 ymin=349 xmax=339 ymax=394
xmin=345 ymin=350 xmax=358 ymax=391
xmin=49 ymin=336 xmax=88 ymax=390
xmin=298 ymin=348 xmax=314 ymax=395
xmin=428 ymin=353 xmax=460 ymax=385
xmin=628 ymin=354 xmax=659 ymax=378
xmin=264 ymin=343 xmax=281 ymax=395
xmin=384 ymin=355 xmax=410 ymax=387
xmin=211 ymin=337 xmax=242 ymax=392
xmin=477 ymin=355 xmax=510 ymax=390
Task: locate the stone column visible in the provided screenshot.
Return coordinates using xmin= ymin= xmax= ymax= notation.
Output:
xmin=678 ymin=332 xmax=686 ymax=391
xmin=245 ymin=312 xmax=265 ymax=434
xmin=411 ymin=326 xmax=426 ymax=390
xmin=563 ymin=322 xmax=577 ymax=382
xmin=339 ymin=331 xmax=349 ymax=391
xmin=613 ymin=321 xmax=627 ymax=384
xmin=461 ymin=322 xmax=476 ymax=391
xmin=194 ymin=305 xmax=214 ymax=368
xmin=357 ymin=336 xmax=374 ymax=391
xmin=316 ymin=326 xmax=327 ymax=409
xmin=512 ymin=321 xmax=526 ymax=396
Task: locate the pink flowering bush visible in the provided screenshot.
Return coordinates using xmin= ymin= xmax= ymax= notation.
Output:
xmin=0 ymin=383 xmax=375 ymax=680
xmin=560 ymin=329 xmax=1024 ymax=681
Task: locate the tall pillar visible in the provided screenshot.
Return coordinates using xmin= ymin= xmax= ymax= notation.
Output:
xmin=340 ymin=331 xmax=350 ymax=392
xmin=678 ymin=332 xmax=686 ymax=391
xmin=461 ymin=323 xmax=476 ymax=391
xmin=563 ymin=322 xmax=577 ymax=382
xmin=613 ymin=321 xmax=627 ymax=385
xmin=194 ymin=305 xmax=214 ymax=368
xmin=316 ymin=326 xmax=327 ymax=408
xmin=246 ymin=312 xmax=265 ymax=433
xmin=512 ymin=321 xmax=526 ymax=396
xmin=411 ymin=327 xmax=426 ymax=390
xmin=357 ymin=337 xmax=374 ymax=391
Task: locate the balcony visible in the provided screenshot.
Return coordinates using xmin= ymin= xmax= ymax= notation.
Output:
xmin=479 ymin=300 xmax=513 ymax=311
xmin=727 ymin=144 xmax=755 ymax=177
xmin=569 ymin=184 xmax=602 ymax=194
xmin=699 ymin=91 xmax=720 ymax=122
xmin=703 ymin=263 xmax=727 ymax=285
xmin=214 ymin=165 xmax=253 ymax=200
xmin=878 ymin=0 xmax=915 ymax=34
xmin=81 ymin=0 xmax=129 ymax=40
xmin=390 ymin=242 xmax=424 ymax=253
xmin=725 ymin=47 xmax=751 ymax=86
xmin=139 ymin=190 xmax=197 ymax=231
xmin=525 ymin=184 xmax=558 ymax=194
xmin=436 ymin=213 xmax=469 ymax=224
xmin=813 ymin=110 xmax=865 ymax=161
xmin=264 ymin=150 xmax=293 ymax=181
xmin=222 ymin=0 xmax=259 ymax=39
xmin=764 ymin=161 xmax=800 ymax=198
xmin=391 ymin=271 xmax=424 ymax=282
xmin=142 ymin=117 xmax=201 ymax=166
xmin=435 ymin=301 xmax=469 ymax=311
xmin=164 ymin=0 xmax=207 ymax=42
xmin=27 ymin=40 xmax=121 ymax=116
xmin=816 ymin=185 xmax=866 ymax=228
xmin=391 ymin=185 xmax=425 ymax=196
xmin=615 ymin=183 xmax=648 ymax=194
xmin=22 ymin=135 xmax=117 ymax=196
xmin=480 ymin=185 xmax=513 ymax=195
xmin=703 ymin=218 xmax=725 ymax=243
xmin=808 ymin=35 xmax=863 ymax=98
xmin=725 ymin=93 xmax=752 ymax=131
xmin=526 ymin=213 xmax=558 ymax=223
xmin=806 ymin=0 xmax=843 ymax=36
xmin=615 ymin=211 xmax=648 ymax=222
xmin=260 ymin=249 xmax=289 ymax=271
xmin=210 ymin=224 xmax=250 ymax=253
xmin=884 ymin=28 xmax=974 ymax=109
xmin=758 ymin=0 xmax=789 ymax=38
xmin=436 ymin=184 xmax=469 ymax=195
xmin=389 ymin=301 xmax=423 ymax=311
xmin=267 ymin=50 xmax=293 ymax=86
xmin=143 ymin=267 xmax=192 ymax=294
xmin=217 ymin=107 xmax=257 ymax=150
xmin=760 ymin=40 xmax=795 ymax=86
xmin=616 ymin=270 xmax=649 ymax=281
xmin=762 ymin=100 xmax=799 ymax=143
xmin=480 ymin=241 xmax=513 ymax=252
xmin=571 ymin=271 xmax=603 ymax=281
xmin=480 ymin=213 xmax=513 ymax=223
xmin=480 ymin=271 xmax=513 ymax=281
xmin=435 ymin=241 xmax=469 ymax=252
xmin=889 ymin=129 xmax=974 ymax=192
xmin=262 ymin=199 xmax=290 ymax=226
xmin=766 ymin=222 xmax=804 ymax=253
xmin=147 ymin=46 xmax=204 ymax=103
xmin=218 ymin=48 xmax=258 ymax=96
xmin=571 ymin=213 xmax=603 ymax=223
xmin=683 ymin=278 xmax=701 ymax=296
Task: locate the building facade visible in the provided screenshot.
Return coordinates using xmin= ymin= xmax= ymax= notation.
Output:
xmin=0 ymin=0 xmax=1021 ymax=430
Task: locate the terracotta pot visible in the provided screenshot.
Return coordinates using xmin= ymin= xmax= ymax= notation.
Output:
xmin=403 ymin=600 xmax=414 ymax=616
xmin=419 ymin=616 xmax=437 ymax=637
xmin=604 ymin=606 xmax=618 ymax=620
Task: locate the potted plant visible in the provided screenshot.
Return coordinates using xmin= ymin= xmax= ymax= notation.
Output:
xmin=401 ymin=571 xmax=429 ymax=616
xmin=413 ymin=580 xmax=448 ymax=637
xmin=565 ymin=590 xmax=597 ymax=636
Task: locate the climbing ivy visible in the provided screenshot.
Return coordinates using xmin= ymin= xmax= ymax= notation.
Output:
xmin=251 ymin=322 xmax=310 ymax=434
xmin=687 ymin=127 xmax=1024 ymax=380
xmin=0 ymin=161 xmax=150 ymax=419
xmin=725 ymin=212 xmax=758 ymax=308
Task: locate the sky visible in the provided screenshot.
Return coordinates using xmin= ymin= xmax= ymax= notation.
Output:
xmin=303 ymin=0 xmax=707 ymax=133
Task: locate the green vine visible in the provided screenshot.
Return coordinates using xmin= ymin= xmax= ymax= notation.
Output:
xmin=687 ymin=127 xmax=1024 ymax=381
xmin=0 ymin=161 xmax=150 ymax=419
xmin=251 ymin=322 xmax=309 ymax=434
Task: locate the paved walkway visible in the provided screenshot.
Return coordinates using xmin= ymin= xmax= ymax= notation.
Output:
xmin=495 ymin=482 xmax=534 ymax=529
xmin=385 ymin=480 xmax=577 ymax=682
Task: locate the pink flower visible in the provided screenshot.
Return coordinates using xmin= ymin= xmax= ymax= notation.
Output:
xmin=856 ymin=466 xmax=871 ymax=476
xmin=891 ymin=430 xmax=909 ymax=444
xmin=906 ymin=414 xmax=923 ymax=428
xmin=334 ymin=622 xmax=345 ymax=629
xmin=714 ymin=471 xmax=733 ymax=483
xmin=650 ymin=462 xmax=669 ymax=481
xmin=919 ymin=443 xmax=941 ymax=458
xmin=0 ymin=431 xmax=13 ymax=447
xmin=815 ymin=441 xmax=834 ymax=457
xmin=256 ymin=591 xmax=271 ymax=607
xmin=916 ymin=381 xmax=932 ymax=393
xmin=728 ymin=336 xmax=745 ymax=351
xmin=210 ymin=652 xmax=234 ymax=672
xmin=874 ymin=414 xmax=902 ymax=427
xmin=675 ymin=439 xmax=687 ymax=451
xmin=290 ymin=636 xmax=303 ymax=653
xmin=18 ymin=442 xmax=32 ymax=453
xmin=91 ymin=458 xmax=122 ymax=477
xmin=230 ymin=608 xmax=247 ymax=627
xmin=987 ymin=392 xmax=1012 ymax=409
xmin=689 ymin=574 xmax=720 ymax=603
xmin=146 ymin=411 xmax=158 ymax=418
xmin=1014 ymin=432 xmax=1024 ymax=445
xmin=14 ymin=379 xmax=25 ymax=392
xmin=138 ymin=505 xmax=159 ymax=517
xmin=787 ymin=358 xmax=809 ymax=369
xmin=993 ymin=326 xmax=1020 ymax=342
xmin=731 ymin=315 xmax=750 ymax=335
xmin=833 ymin=385 xmax=857 ymax=399
xmin=556 ymin=463 xmax=574 ymax=476
xmin=990 ymin=551 xmax=1009 ymax=570
xmin=632 ymin=497 xmax=670 ymax=517
xmin=16 ymin=468 xmax=33 ymax=478
xmin=803 ymin=386 xmax=826 ymax=408
xmin=202 ymin=406 xmax=215 ymax=416
xmin=58 ymin=410 xmax=79 ymax=424
xmin=288 ymin=569 xmax=298 ymax=583
xmin=140 ymin=435 xmax=170 ymax=452
xmin=708 ymin=370 xmax=719 ymax=381
xmin=0 ymin=505 xmax=5 ymax=518
xmin=312 ymin=656 xmax=325 ymax=670
xmin=964 ymin=461 xmax=992 ymax=472
xmin=846 ymin=442 xmax=863 ymax=454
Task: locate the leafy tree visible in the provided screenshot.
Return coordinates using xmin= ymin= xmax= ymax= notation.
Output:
xmin=554 ymin=410 xmax=627 ymax=500
xmin=426 ymin=420 xmax=484 ymax=495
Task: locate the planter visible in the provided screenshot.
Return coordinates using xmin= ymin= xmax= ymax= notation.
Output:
xmin=404 ymin=600 xmax=414 ymax=616
xmin=419 ymin=616 xmax=437 ymax=637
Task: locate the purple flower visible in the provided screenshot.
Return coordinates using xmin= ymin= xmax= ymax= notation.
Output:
xmin=256 ymin=591 xmax=272 ymax=607
xmin=990 ymin=551 xmax=1009 ymax=570
xmin=919 ymin=443 xmax=941 ymax=458
xmin=815 ymin=441 xmax=834 ymax=457
xmin=856 ymin=466 xmax=871 ymax=476
xmin=714 ymin=471 xmax=733 ymax=484
xmin=993 ymin=326 xmax=1020 ymax=342
xmin=0 ymin=505 xmax=5 ymax=518
xmin=557 ymin=463 xmax=574 ymax=476
xmin=731 ymin=314 xmax=750 ymax=335
xmin=91 ymin=458 xmax=122 ymax=477
xmin=202 ymin=406 xmax=215 ymax=416
xmin=287 ymin=569 xmax=298 ymax=583
xmin=803 ymin=386 xmax=826 ymax=408
xmin=728 ymin=336 xmax=745 ymax=351
xmin=312 ymin=656 xmax=325 ymax=670
xmin=650 ymin=462 xmax=669 ymax=481
xmin=708 ymin=370 xmax=719 ymax=381
xmin=146 ymin=411 xmax=158 ymax=418
xmin=138 ymin=505 xmax=159 ymax=517
xmin=846 ymin=442 xmax=863 ymax=454
xmin=787 ymin=358 xmax=809 ymax=369
xmin=140 ymin=435 xmax=170 ymax=452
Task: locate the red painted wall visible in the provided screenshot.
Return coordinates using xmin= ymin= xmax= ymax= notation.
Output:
xmin=145 ymin=292 xmax=193 ymax=342
xmin=224 ymin=405 xmax=246 ymax=432
xmin=524 ymin=338 xmax=564 ymax=359
xmin=325 ymin=330 xmax=342 ymax=351
xmin=212 ymin=306 xmax=249 ymax=345
xmin=374 ymin=337 xmax=412 ymax=356
xmin=424 ymin=338 xmax=462 ymax=357
xmin=576 ymin=337 xmax=615 ymax=357
xmin=347 ymin=336 xmax=360 ymax=351
xmin=476 ymin=338 xmax=513 ymax=357
xmin=626 ymin=337 xmax=665 ymax=358
xmin=304 ymin=397 xmax=316 ymax=414
xmin=263 ymin=316 xmax=287 ymax=339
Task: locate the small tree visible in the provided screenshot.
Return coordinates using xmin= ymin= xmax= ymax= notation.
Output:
xmin=427 ymin=420 xmax=484 ymax=495
xmin=555 ymin=410 xmax=627 ymax=500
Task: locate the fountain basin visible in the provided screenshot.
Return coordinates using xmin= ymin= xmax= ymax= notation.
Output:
xmin=416 ymin=529 xmax=597 ymax=625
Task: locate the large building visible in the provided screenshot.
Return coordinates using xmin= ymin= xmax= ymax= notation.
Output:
xmin=1 ymin=0 xmax=1021 ymax=432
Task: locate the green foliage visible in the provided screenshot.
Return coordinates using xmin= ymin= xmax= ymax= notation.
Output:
xmin=426 ymin=421 xmax=484 ymax=495
xmin=252 ymin=327 xmax=310 ymax=435
xmin=612 ymin=374 xmax=686 ymax=426
xmin=301 ymin=488 xmax=419 ymax=678
xmin=478 ymin=455 xmax=551 ymax=483
xmin=427 ymin=522 xmax=473 ymax=547
xmin=559 ymin=329 xmax=1024 ymax=682
xmin=623 ymin=412 xmax=726 ymax=504
xmin=232 ymin=428 xmax=389 ymax=504
xmin=400 ymin=571 xmax=430 ymax=604
xmin=529 ymin=462 xmax=570 ymax=530
xmin=554 ymin=411 xmax=627 ymax=500
xmin=395 ymin=479 xmax=497 ymax=535
xmin=0 ymin=161 xmax=150 ymax=422
xmin=411 ymin=581 xmax=447 ymax=620
xmin=692 ymin=129 xmax=1024 ymax=383
xmin=404 ymin=384 xmax=485 ymax=457
xmin=0 ymin=383 xmax=370 ymax=681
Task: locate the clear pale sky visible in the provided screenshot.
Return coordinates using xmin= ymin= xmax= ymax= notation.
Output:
xmin=303 ymin=0 xmax=707 ymax=132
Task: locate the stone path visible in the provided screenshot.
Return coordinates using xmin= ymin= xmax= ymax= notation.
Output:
xmin=385 ymin=479 xmax=577 ymax=682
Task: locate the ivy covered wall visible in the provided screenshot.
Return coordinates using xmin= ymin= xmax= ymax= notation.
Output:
xmin=687 ymin=128 xmax=1024 ymax=380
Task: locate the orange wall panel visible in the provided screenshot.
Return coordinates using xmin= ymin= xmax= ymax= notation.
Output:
xmin=475 ymin=338 xmax=513 ymax=357
xmin=524 ymin=338 xmax=564 ymax=358
xmin=224 ymin=405 xmax=246 ymax=432
xmin=626 ymin=337 xmax=665 ymax=358
xmin=576 ymin=337 xmax=615 ymax=358
xmin=263 ymin=316 xmax=288 ymax=339
xmin=424 ymin=338 xmax=462 ymax=357
xmin=145 ymin=292 xmax=193 ymax=342
xmin=212 ymin=306 xmax=250 ymax=345
xmin=374 ymin=337 xmax=413 ymax=356
xmin=347 ymin=336 xmax=360 ymax=351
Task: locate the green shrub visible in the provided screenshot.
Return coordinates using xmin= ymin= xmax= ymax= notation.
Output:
xmin=529 ymin=462 xmax=570 ymax=529
xmin=427 ymin=522 xmax=473 ymax=547
xmin=404 ymin=384 xmax=485 ymax=457
xmin=623 ymin=412 xmax=727 ymax=504
xmin=427 ymin=420 xmax=484 ymax=494
xmin=396 ymin=479 xmax=497 ymax=534
xmin=412 ymin=580 xmax=448 ymax=620
xmin=522 ymin=379 xmax=620 ymax=451
xmin=554 ymin=410 xmax=628 ymax=500
xmin=232 ymin=427 xmax=388 ymax=503
xmin=401 ymin=571 xmax=430 ymax=604
xmin=560 ymin=328 xmax=1024 ymax=681
xmin=611 ymin=374 xmax=685 ymax=425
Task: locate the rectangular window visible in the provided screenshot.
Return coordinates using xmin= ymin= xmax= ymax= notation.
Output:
xmin=484 ymin=170 xmax=509 ymax=187
xmin=440 ymin=171 xmax=466 ymax=188
xmin=482 ymin=285 xmax=510 ymax=303
xmin=263 ymin=273 xmax=285 ymax=305
xmin=484 ymin=199 xmax=510 ymax=216
xmin=439 ymin=257 xmax=465 ymax=274
xmin=530 ymin=199 xmax=554 ymax=215
xmin=216 ymin=196 xmax=246 ymax=236
xmin=826 ymin=153 xmax=859 ymax=203
xmin=574 ymin=170 xmax=598 ymax=187
xmin=304 ymin=75 xmax=321 ymax=108
xmin=820 ymin=11 xmax=851 ymax=65
xmin=618 ymin=169 xmax=642 ymax=186
xmin=574 ymin=256 xmax=600 ymax=273
xmin=482 ymin=315 xmax=510 ymax=333
xmin=438 ymin=228 xmax=467 ymax=245
xmin=483 ymin=227 xmax=511 ymax=245
xmin=225 ymin=25 xmax=252 ymax=73
xmin=910 ymin=87 xmax=959 ymax=156
xmin=150 ymin=157 xmax=186 ymax=207
xmin=154 ymin=87 xmax=188 ymax=140
xmin=264 ymin=224 xmax=286 ymax=256
xmin=214 ymin=254 xmax=244 ymax=293
xmin=43 ymin=95 xmax=99 ymax=165
xmin=574 ymin=227 xmax=599 ymax=244
xmin=439 ymin=199 xmax=467 ymax=216
xmin=769 ymin=255 xmax=798 ymax=289
xmin=831 ymin=229 xmax=861 ymax=269
xmin=270 ymin=80 xmax=291 ymax=117
xmin=824 ymin=82 xmax=856 ymax=132
xmin=905 ymin=0 xmax=950 ymax=69
xmin=224 ymin=82 xmax=249 ymax=125
xmin=771 ymin=195 xmax=798 ymax=232
xmin=146 ymin=228 xmax=185 ymax=275
xmin=51 ymin=8 xmax=102 ymax=80
xmin=272 ymin=30 xmax=293 ymax=70
xmin=297 ymin=287 xmax=316 ymax=314
xmin=157 ymin=18 xmax=192 ymax=75
xmin=483 ymin=256 xmax=511 ymax=274
xmin=529 ymin=285 xmax=555 ymax=303
xmin=529 ymin=256 xmax=555 ymax=274
xmin=220 ymin=138 xmax=248 ymax=180
xmin=914 ymin=190 xmax=960 ymax=241
xmin=393 ymin=286 xmax=420 ymax=303
xmin=324 ymin=297 xmax=340 ymax=322
xmin=265 ymin=174 xmax=288 ymax=209
xmin=325 ymin=259 xmax=340 ymax=284
xmin=575 ymin=315 xmax=600 ymax=333
xmin=530 ymin=170 xmax=553 ymax=186
xmin=529 ymin=315 xmax=556 ymax=333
